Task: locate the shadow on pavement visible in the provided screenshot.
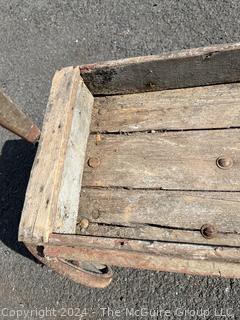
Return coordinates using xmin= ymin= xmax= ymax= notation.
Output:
xmin=0 ymin=139 xmax=37 ymax=260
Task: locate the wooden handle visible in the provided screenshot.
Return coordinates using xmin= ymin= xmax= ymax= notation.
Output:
xmin=0 ymin=90 xmax=40 ymax=143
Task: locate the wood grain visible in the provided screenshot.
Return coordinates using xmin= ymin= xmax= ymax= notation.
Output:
xmin=82 ymin=81 xmax=240 ymax=249
xmin=18 ymin=44 xmax=240 ymax=279
xmin=19 ymin=67 xmax=93 ymax=243
xmin=80 ymin=43 xmax=240 ymax=95
xmin=54 ymin=78 xmax=94 ymax=234
xmin=82 ymin=129 xmax=240 ymax=190
xmin=76 ymin=188 xmax=240 ymax=246
xmin=92 ymin=83 xmax=240 ymax=133
xmin=77 ymin=223 xmax=240 ymax=247
xmin=48 ymin=234 xmax=240 ymax=263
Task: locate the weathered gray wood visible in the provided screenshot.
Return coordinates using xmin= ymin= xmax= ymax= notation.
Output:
xmin=81 ymin=82 xmax=240 ymax=249
xmin=0 ymin=90 xmax=40 ymax=142
xmin=18 ymin=44 xmax=240 ymax=280
xmin=79 ymin=189 xmax=240 ymax=232
xmin=80 ymin=43 xmax=240 ymax=95
xmin=19 ymin=67 xmax=93 ymax=243
xmin=54 ymin=77 xmax=94 ymax=234
xmin=92 ymin=83 xmax=240 ymax=133
xmin=81 ymin=80 xmax=240 ymax=248
xmin=76 ymin=188 xmax=240 ymax=246
xmin=82 ymin=129 xmax=240 ymax=190
xmin=77 ymin=223 xmax=240 ymax=247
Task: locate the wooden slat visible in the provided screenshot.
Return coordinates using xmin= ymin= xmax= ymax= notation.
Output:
xmin=77 ymin=224 xmax=240 ymax=247
xmin=46 ymin=234 xmax=240 ymax=278
xmin=92 ymin=83 xmax=240 ymax=133
xmin=80 ymin=43 xmax=240 ymax=95
xmin=78 ymin=189 xmax=240 ymax=232
xmin=0 ymin=90 xmax=40 ymax=142
xmin=76 ymin=188 xmax=240 ymax=246
xmin=82 ymin=129 xmax=240 ymax=191
xmin=19 ymin=67 xmax=93 ymax=243
xmin=48 ymin=234 xmax=240 ymax=262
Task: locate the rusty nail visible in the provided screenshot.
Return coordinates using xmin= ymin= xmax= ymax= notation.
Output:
xmin=79 ymin=218 xmax=89 ymax=230
xmin=88 ymin=157 xmax=101 ymax=168
xmin=216 ymin=156 xmax=233 ymax=169
xmin=92 ymin=211 xmax=100 ymax=219
xmin=200 ymin=224 xmax=216 ymax=239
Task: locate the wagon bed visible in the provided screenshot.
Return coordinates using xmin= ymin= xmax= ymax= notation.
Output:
xmin=18 ymin=43 xmax=240 ymax=287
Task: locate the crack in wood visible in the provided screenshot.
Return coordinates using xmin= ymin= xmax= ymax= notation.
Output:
xmin=90 ymin=126 xmax=240 ymax=135
xmin=82 ymin=186 xmax=240 ymax=193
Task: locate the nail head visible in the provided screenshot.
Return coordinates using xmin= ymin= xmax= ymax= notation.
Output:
xmin=216 ymin=156 xmax=233 ymax=169
xmin=201 ymin=224 xmax=216 ymax=239
xmin=88 ymin=157 xmax=101 ymax=168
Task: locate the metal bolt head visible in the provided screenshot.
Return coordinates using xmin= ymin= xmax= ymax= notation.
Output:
xmin=216 ymin=156 xmax=233 ymax=169
xmin=201 ymin=224 xmax=216 ymax=239
xmin=79 ymin=218 xmax=89 ymax=230
xmin=88 ymin=157 xmax=101 ymax=168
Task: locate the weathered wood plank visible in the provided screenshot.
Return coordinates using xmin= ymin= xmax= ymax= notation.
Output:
xmin=78 ymin=189 xmax=240 ymax=232
xmin=82 ymin=129 xmax=240 ymax=190
xmin=48 ymin=233 xmax=240 ymax=262
xmin=76 ymin=188 xmax=240 ymax=246
xmin=19 ymin=67 xmax=93 ymax=243
xmin=0 ymin=90 xmax=40 ymax=142
xmin=92 ymin=83 xmax=240 ymax=133
xmin=46 ymin=234 xmax=240 ymax=278
xmin=76 ymin=223 xmax=240 ymax=247
xmin=80 ymin=43 xmax=240 ymax=95
xmin=54 ymin=79 xmax=94 ymax=234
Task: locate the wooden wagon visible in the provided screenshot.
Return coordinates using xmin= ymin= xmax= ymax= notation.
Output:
xmin=2 ymin=43 xmax=240 ymax=288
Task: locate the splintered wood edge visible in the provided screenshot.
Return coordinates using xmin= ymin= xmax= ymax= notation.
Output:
xmin=18 ymin=66 xmax=94 ymax=244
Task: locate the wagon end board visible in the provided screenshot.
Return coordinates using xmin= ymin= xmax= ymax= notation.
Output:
xmin=19 ymin=66 xmax=94 ymax=243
